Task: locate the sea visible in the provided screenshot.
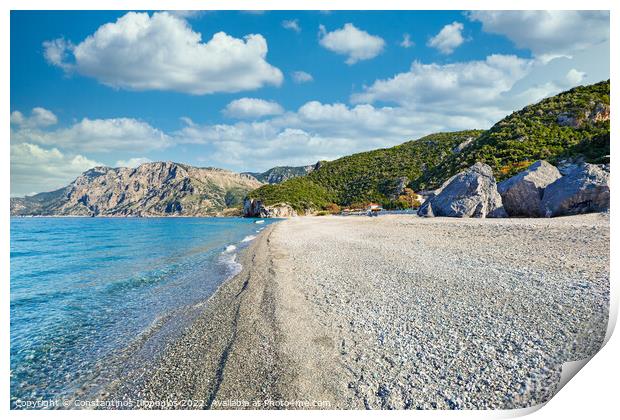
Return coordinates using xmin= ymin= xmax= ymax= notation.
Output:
xmin=10 ymin=217 xmax=278 ymax=408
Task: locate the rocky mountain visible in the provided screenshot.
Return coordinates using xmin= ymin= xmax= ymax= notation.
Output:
xmin=11 ymin=162 xmax=263 ymax=217
xmin=244 ymin=163 xmax=319 ymax=184
xmin=246 ymin=80 xmax=610 ymax=215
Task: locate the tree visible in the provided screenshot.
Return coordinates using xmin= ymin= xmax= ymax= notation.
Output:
xmin=398 ymin=188 xmax=422 ymax=209
xmin=325 ymin=203 xmax=341 ymax=214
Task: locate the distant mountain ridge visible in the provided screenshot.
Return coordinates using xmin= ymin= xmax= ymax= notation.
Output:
xmin=11 ymin=161 xmax=263 ymax=217
xmin=243 ymin=162 xmax=320 ymax=184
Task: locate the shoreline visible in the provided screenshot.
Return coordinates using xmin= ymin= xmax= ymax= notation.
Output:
xmin=98 ymin=222 xmax=294 ymax=407
xmin=48 ymin=221 xmax=277 ymax=408
xmin=100 ymin=220 xmax=350 ymax=409
xmin=102 ymin=213 xmax=609 ymax=410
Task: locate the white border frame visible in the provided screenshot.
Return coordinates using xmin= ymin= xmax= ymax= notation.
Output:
xmin=2 ymin=1 xmax=616 ymax=419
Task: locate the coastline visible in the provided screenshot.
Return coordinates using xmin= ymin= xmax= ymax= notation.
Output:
xmin=102 ymin=214 xmax=609 ymax=410
xmin=96 ymin=222 xmax=300 ymax=407
xmin=25 ymin=218 xmax=274 ymax=408
xmin=100 ymin=220 xmax=349 ymax=409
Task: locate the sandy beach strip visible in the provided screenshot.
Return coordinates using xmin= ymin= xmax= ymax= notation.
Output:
xmin=106 ymin=214 xmax=609 ymax=410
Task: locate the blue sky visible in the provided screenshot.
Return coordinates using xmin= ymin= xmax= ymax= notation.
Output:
xmin=10 ymin=10 xmax=610 ymax=195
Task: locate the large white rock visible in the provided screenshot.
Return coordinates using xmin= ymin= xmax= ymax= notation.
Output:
xmin=497 ymin=161 xmax=562 ymax=217
xmin=542 ymin=163 xmax=610 ymax=217
xmin=417 ymin=162 xmax=507 ymax=218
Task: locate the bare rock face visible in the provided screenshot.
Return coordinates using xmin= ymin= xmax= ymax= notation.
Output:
xmin=243 ymin=198 xmax=297 ymax=218
xmin=542 ymin=163 xmax=610 ymax=217
xmin=417 ymin=162 xmax=507 ymax=218
xmin=497 ymin=161 xmax=562 ymax=217
xmin=452 ymin=136 xmax=475 ymax=153
xmin=557 ymin=102 xmax=610 ymax=128
xmin=589 ymin=102 xmax=610 ymax=123
xmin=11 ymin=162 xmax=263 ymax=217
xmin=379 ymin=177 xmax=409 ymax=200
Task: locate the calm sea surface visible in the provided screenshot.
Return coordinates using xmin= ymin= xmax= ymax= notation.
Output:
xmin=10 ymin=217 xmax=277 ymax=406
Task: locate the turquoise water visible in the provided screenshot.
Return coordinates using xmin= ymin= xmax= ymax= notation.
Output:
xmin=10 ymin=217 xmax=276 ymax=407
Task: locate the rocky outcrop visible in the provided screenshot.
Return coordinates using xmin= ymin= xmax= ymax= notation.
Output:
xmin=542 ymin=163 xmax=610 ymax=217
xmin=379 ymin=177 xmax=409 ymax=200
xmin=243 ymin=198 xmax=297 ymax=218
xmin=557 ymin=102 xmax=610 ymax=128
xmin=497 ymin=161 xmax=562 ymax=217
xmin=11 ymin=162 xmax=263 ymax=217
xmin=452 ymin=136 xmax=475 ymax=153
xmin=417 ymin=163 xmax=507 ymax=218
xmin=589 ymin=102 xmax=611 ymax=123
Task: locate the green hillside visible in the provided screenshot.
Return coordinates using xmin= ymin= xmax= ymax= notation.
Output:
xmin=421 ymin=80 xmax=610 ymax=188
xmin=248 ymin=130 xmax=482 ymax=211
xmin=248 ymin=80 xmax=610 ymax=212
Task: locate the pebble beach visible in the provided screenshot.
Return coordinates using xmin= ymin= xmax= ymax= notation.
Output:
xmin=104 ymin=214 xmax=610 ymax=410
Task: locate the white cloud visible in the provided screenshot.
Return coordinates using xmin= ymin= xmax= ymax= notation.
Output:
xmin=291 ymin=71 xmax=314 ymax=83
xmin=43 ymin=11 xmax=283 ymax=94
xmin=11 ymin=143 xmax=103 ymax=196
xmin=9 ymin=111 xmax=24 ymax=125
xmin=348 ymin=36 xmax=609 ymax=140
xmin=173 ymin=99 xmax=487 ymax=171
xmin=11 ymin=115 xmax=171 ymax=153
xmin=566 ymin=69 xmax=586 ymax=86
xmin=400 ymin=33 xmax=414 ymax=48
xmin=351 ymin=54 xmax=532 ymax=115
xmin=11 ymin=107 xmax=58 ymax=128
xmin=468 ymin=11 xmax=609 ymax=62
xmin=427 ymin=21 xmax=465 ymax=54
xmin=11 ymin=111 xmax=169 ymax=194
xmin=282 ymin=19 xmax=301 ymax=33
xmin=223 ymin=98 xmax=284 ymax=119
xmin=115 ymin=157 xmax=152 ymax=168
xmin=319 ymin=23 xmax=385 ymax=64
xmin=42 ymin=38 xmax=73 ymax=71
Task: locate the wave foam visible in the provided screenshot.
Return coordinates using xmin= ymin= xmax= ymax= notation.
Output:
xmin=241 ymin=235 xmax=256 ymax=243
xmin=218 ymin=250 xmax=242 ymax=279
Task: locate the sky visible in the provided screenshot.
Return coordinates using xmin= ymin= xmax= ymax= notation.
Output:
xmin=10 ymin=10 xmax=610 ymax=196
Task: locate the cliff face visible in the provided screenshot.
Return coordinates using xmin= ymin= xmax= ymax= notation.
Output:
xmin=10 ymin=162 xmax=263 ymax=217
xmin=243 ymin=198 xmax=298 ymax=218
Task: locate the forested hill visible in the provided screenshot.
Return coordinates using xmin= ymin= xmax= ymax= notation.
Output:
xmin=248 ymin=130 xmax=483 ymax=211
